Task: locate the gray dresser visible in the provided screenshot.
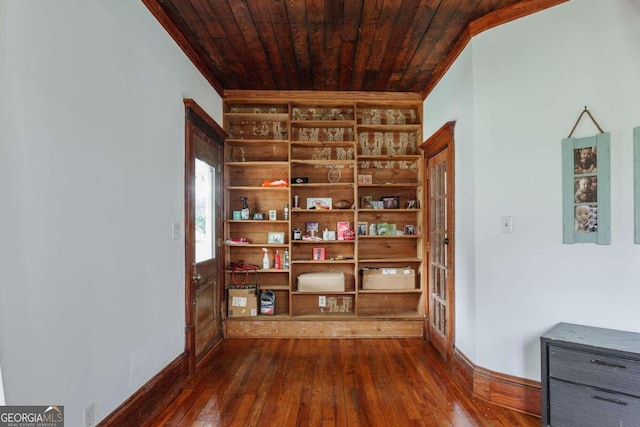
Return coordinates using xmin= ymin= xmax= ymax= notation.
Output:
xmin=541 ymin=323 xmax=640 ymax=427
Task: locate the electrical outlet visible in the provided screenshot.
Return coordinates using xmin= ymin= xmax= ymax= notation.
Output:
xmin=318 ymin=296 xmax=326 ymax=307
xmin=85 ymin=401 xmax=96 ymax=427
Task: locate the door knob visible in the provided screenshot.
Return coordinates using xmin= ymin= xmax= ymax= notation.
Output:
xmin=192 ymin=273 xmax=202 ymax=283
xmin=444 ymin=237 xmax=449 ymax=245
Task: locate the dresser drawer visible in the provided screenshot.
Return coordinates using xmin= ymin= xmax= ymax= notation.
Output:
xmin=549 ymin=345 xmax=640 ymax=396
xmin=550 ymin=379 xmax=640 ymax=427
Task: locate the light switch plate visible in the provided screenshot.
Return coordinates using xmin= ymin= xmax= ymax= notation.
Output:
xmin=501 ymin=216 xmax=514 ymax=233
xmin=172 ymin=221 xmax=181 ymax=240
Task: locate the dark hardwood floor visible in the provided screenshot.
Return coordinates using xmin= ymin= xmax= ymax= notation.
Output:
xmin=150 ymin=338 xmax=539 ymax=426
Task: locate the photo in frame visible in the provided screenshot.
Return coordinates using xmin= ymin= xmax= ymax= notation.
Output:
xmin=267 ymin=232 xmax=285 ymax=244
xmin=382 ymin=196 xmax=400 ymax=209
xmin=562 ymin=133 xmax=610 ymax=244
xmin=357 ymin=174 xmax=373 ymax=185
xmin=357 ymin=222 xmax=368 ymax=236
xmin=306 ymin=197 xmax=332 ymax=210
xmin=361 ymin=196 xmax=373 ymax=209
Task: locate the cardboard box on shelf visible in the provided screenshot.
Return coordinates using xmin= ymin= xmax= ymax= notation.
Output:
xmin=227 ymin=286 xmax=258 ymax=317
xmin=298 ymin=272 xmax=345 ymax=292
xmin=362 ymin=267 xmax=415 ymax=290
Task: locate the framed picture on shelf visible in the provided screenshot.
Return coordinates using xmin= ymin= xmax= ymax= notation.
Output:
xmin=404 ymin=225 xmax=416 ymax=235
xmin=361 ymin=196 xmax=373 ymax=209
xmin=305 ymin=222 xmax=319 ymax=239
xmin=357 ymin=222 xmax=368 ymax=236
xmin=388 ymin=224 xmax=397 ymax=236
xmin=337 ymin=222 xmax=350 ymax=240
xmin=306 ymin=197 xmax=332 ymax=210
xmin=312 ymin=247 xmax=326 ymax=260
xmin=267 ymin=231 xmax=285 ymax=244
xmin=369 ymin=223 xmax=378 ymax=235
xmin=357 ymin=174 xmax=373 ymax=185
xmin=382 ymin=196 xmax=400 ymax=209
xmin=377 ymin=222 xmax=388 ymax=236
xmin=406 ymin=200 xmax=417 ymax=209
xmin=371 ymin=201 xmax=384 ymax=209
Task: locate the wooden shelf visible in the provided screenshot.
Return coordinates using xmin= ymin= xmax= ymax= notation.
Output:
xmin=357 ymin=235 xmax=420 ymax=239
xmin=291 ymin=120 xmax=355 ymax=127
xmin=358 ymin=183 xmax=419 ymax=188
xmin=357 ymin=124 xmax=421 ymax=132
xmin=290 ymin=159 xmax=354 ymax=166
xmin=225 ymin=243 xmax=290 ymax=249
xmin=292 ymin=291 xmax=356 ymax=296
xmin=358 ymin=155 xmax=421 ymax=161
xmin=358 ymin=257 xmax=422 ymax=263
xmin=259 ymin=284 xmax=290 ymax=291
xmin=291 ymin=141 xmax=355 ymax=146
xmin=290 ymin=183 xmax=354 ymax=188
xmin=292 ymin=240 xmax=355 ymax=244
xmin=226 ymin=186 xmax=290 ymax=191
xmin=226 ymin=161 xmax=289 ymax=167
xmin=357 ymin=208 xmax=420 ymax=213
xmin=290 ymin=313 xmax=357 ymax=319
xmin=224 ymin=268 xmax=290 ymax=273
xmin=225 ymin=219 xmax=289 ymax=224
xmin=226 ymin=138 xmax=289 ymax=144
xmin=355 ymin=311 xmax=422 ymax=319
xmin=225 ymin=112 xmax=289 ymax=121
xmin=358 ymin=289 xmax=422 ymax=294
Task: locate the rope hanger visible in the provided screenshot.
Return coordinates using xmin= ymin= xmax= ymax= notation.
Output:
xmin=568 ymin=106 xmax=605 ymax=138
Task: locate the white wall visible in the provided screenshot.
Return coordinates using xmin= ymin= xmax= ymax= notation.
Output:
xmin=424 ymin=0 xmax=640 ymax=380
xmin=0 ymin=0 xmax=222 ymax=424
xmin=0 ymin=0 xmax=6 ymax=406
xmin=422 ymin=47 xmax=478 ymax=361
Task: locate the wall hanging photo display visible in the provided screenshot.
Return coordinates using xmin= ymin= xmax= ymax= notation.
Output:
xmin=562 ymin=107 xmax=610 ymax=245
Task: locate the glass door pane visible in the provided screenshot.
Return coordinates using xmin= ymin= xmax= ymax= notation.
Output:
xmin=195 ymin=158 xmax=215 ymax=262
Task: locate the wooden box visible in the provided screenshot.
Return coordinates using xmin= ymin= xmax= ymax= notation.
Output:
xmin=362 ymin=267 xmax=415 ymax=290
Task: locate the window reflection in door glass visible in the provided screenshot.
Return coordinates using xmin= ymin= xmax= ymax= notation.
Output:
xmin=195 ymin=159 xmax=215 ymax=262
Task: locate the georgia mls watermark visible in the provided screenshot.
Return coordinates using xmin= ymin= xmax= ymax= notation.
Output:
xmin=0 ymin=406 xmax=64 ymax=427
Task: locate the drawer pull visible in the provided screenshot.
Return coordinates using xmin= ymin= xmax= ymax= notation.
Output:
xmin=591 ymin=394 xmax=628 ymax=406
xmin=590 ymin=359 xmax=627 ymax=369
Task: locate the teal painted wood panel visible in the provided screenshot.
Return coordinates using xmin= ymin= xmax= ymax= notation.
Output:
xmin=562 ymin=138 xmax=576 ymax=244
xmin=596 ymin=132 xmax=610 ymax=244
xmin=563 ymin=133 xmax=609 ymax=244
xmin=635 ymin=127 xmax=640 ymax=244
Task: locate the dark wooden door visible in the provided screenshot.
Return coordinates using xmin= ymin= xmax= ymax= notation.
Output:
xmin=184 ymin=100 xmax=225 ymax=372
xmin=422 ymin=122 xmax=455 ymax=361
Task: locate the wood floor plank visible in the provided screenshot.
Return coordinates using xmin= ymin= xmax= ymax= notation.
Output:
xmin=149 ymin=338 xmax=540 ymax=427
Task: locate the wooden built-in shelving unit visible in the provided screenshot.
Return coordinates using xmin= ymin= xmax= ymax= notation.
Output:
xmin=223 ymin=91 xmax=424 ymax=338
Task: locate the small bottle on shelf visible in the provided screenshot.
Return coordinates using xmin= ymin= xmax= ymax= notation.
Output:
xmin=284 ymin=203 xmax=289 ymax=220
xmin=274 ymin=250 xmax=281 ymax=269
xmin=262 ymin=248 xmax=271 ymax=270
xmin=240 ymin=196 xmax=250 ymax=220
xmin=283 ymin=248 xmax=289 ymax=269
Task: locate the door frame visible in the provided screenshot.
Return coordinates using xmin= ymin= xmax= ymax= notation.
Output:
xmin=420 ymin=121 xmax=456 ymax=361
xmin=184 ymin=99 xmax=227 ymax=374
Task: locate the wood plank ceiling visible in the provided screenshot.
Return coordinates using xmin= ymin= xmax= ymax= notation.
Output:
xmin=144 ymin=0 xmax=565 ymax=97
